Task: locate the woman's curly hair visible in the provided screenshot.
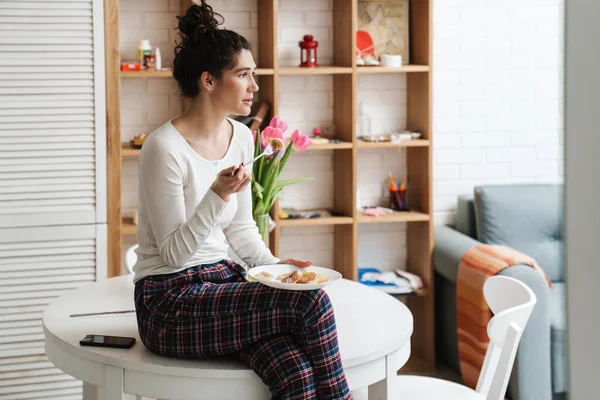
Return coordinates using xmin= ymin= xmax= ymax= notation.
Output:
xmin=173 ymin=1 xmax=251 ymax=98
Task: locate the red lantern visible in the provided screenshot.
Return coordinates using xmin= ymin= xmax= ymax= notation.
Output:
xmin=299 ymin=35 xmax=318 ymax=67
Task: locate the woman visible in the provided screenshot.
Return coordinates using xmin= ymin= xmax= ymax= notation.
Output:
xmin=132 ymin=2 xmax=352 ymax=399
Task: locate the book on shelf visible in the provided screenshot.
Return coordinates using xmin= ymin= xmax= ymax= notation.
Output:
xmin=279 ymin=208 xmax=346 ymax=220
xmin=358 ymin=267 xmax=423 ymax=294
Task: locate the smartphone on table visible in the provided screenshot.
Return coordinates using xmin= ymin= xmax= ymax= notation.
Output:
xmin=80 ymin=334 xmax=136 ymax=349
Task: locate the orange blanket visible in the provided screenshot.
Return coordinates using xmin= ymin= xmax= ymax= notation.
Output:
xmin=457 ymin=244 xmax=552 ymax=389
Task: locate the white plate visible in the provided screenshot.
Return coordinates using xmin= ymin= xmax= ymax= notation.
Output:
xmin=248 ymin=264 xmax=342 ymax=291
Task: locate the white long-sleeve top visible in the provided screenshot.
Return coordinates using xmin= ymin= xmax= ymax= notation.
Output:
xmin=132 ymin=117 xmax=279 ymax=283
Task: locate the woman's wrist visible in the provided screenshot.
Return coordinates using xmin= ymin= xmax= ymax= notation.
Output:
xmin=210 ymin=185 xmax=230 ymax=202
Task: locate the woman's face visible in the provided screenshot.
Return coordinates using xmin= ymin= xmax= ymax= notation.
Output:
xmin=211 ymin=49 xmax=259 ymax=116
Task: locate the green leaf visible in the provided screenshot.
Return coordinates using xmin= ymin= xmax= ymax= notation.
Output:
xmin=266 ymin=187 xmax=283 ymax=210
xmin=277 ymin=143 xmax=295 ymax=175
xmin=265 ymin=178 xmax=312 ymax=210
xmin=275 ymin=177 xmax=314 ymax=188
xmin=253 ymin=180 xmax=265 ymax=192
xmin=257 ymin=151 xmax=277 ymax=185
xmin=253 ymin=127 xmax=262 ymax=158
xmin=252 ymin=181 xmax=264 ymax=199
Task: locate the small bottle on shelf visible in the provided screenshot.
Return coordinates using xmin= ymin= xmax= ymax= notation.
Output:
xmin=137 ymin=40 xmax=152 ymax=68
xmin=154 ymin=47 xmax=162 ymax=71
xmin=357 ymin=102 xmax=371 ymax=139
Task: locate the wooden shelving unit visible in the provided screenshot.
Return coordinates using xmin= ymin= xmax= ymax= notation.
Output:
xmin=278 ymin=66 xmax=353 ymax=75
xmin=356 ymin=139 xmax=431 ymax=148
xmin=121 ymin=217 xmax=137 ymax=236
xmin=278 ymin=216 xmax=354 ymax=227
xmin=105 ymin=0 xmax=434 ymax=371
xmin=120 ymin=70 xmax=173 ymax=78
xmin=356 ymin=64 xmax=430 ymax=74
xmin=120 ymin=68 xmax=275 ymax=78
xmin=356 ymin=211 xmax=431 ymax=224
xmin=121 ymin=140 xmax=354 ymax=157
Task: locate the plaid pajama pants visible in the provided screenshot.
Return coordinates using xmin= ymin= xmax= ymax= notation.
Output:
xmin=134 ymin=259 xmax=352 ymax=400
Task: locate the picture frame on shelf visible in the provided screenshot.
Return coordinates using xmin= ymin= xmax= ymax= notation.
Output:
xmin=357 ymin=0 xmax=410 ymax=65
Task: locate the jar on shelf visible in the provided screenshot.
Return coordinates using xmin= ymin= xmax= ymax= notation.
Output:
xmin=137 ymin=40 xmax=152 ymax=68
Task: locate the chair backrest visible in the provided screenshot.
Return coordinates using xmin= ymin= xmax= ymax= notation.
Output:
xmin=124 ymin=244 xmax=138 ymax=275
xmin=475 ymin=275 xmax=537 ymax=400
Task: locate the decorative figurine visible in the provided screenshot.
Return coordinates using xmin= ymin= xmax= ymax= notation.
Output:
xmin=356 ymin=30 xmax=381 ymax=66
xmin=299 ymin=35 xmax=318 ymax=67
xmin=311 ymin=128 xmax=329 ymax=144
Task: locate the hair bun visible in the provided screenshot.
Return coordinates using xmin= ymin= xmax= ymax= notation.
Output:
xmin=177 ymin=1 xmax=223 ymax=43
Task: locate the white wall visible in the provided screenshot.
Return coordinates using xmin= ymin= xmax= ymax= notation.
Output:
xmin=119 ymin=0 xmax=564 ymax=271
xmin=433 ymin=0 xmax=564 ymax=225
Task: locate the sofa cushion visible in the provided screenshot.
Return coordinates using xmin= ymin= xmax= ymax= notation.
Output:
xmin=549 ymin=283 xmax=568 ymax=393
xmin=473 ymin=184 xmax=564 ymax=282
xmin=456 ymin=194 xmax=477 ymax=239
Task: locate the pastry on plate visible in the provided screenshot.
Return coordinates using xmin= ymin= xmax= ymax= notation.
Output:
xmin=258 ymin=271 xmax=274 ymax=280
xmin=297 ymin=271 xmax=318 ymax=284
xmin=279 ymin=271 xmax=300 ymax=283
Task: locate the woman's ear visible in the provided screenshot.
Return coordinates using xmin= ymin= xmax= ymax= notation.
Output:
xmin=200 ymin=71 xmax=214 ymax=94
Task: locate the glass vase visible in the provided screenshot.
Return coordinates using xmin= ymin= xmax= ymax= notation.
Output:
xmin=254 ymin=214 xmax=269 ymax=247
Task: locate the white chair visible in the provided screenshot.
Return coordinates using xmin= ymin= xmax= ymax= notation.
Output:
xmin=124 ymin=244 xmax=138 ymax=275
xmin=388 ymin=275 xmax=537 ymax=400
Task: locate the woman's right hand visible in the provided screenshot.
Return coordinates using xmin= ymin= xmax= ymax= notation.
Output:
xmin=210 ymin=164 xmax=252 ymax=202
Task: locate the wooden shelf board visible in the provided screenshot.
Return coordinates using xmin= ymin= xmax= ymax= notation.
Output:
xmin=357 ymin=65 xmax=430 ymax=74
xmin=122 ymin=217 xmax=137 ymax=236
xmin=356 ymin=139 xmax=430 ymax=149
xmin=278 ymin=216 xmax=354 ymax=227
xmin=357 ymin=211 xmax=430 ymax=224
xmin=278 ymin=66 xmax=353 ymax=75
xmin=120 ymin=68 xmax=274 ymax=78
xmin=120 ymin=70 xmax=172 ymax=78
xmin=253 ymin=68 xmax=275 ymax=75
xmin=121 ymin=141 xmax=353 ymax=156
xmin=121 ymin=143 xmax=140 ymax=157
xmin=308 ymin=142 xmax=353 ymax=150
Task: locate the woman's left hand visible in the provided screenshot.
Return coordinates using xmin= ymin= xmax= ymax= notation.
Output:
xmin=278 ymin=258 xmax=312 ymax=268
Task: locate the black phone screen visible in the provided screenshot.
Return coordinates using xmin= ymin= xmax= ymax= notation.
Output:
xmin=80 ymin=334 xmax=136 ymax=349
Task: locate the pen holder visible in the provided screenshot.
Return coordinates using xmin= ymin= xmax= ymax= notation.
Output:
xmin=389 ymin=189 xmax=408 ymax=211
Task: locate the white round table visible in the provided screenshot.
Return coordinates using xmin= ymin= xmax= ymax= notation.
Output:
xmin=43 ymin=275 xmax=413 ymax=400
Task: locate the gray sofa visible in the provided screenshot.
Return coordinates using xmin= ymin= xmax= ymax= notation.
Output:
xmin=434 ymin=184 xmax=567 ymax=400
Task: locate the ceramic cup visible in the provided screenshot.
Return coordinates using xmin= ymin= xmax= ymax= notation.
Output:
xmin=381 ymin=53 xmax=403 ymax=68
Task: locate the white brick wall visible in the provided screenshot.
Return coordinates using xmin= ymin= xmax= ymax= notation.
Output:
xmin=119 ymin=0 xmax=564 ymax=272
xmin=433 ymin=0 xmax=564 ymax=225
xmin=278 ymin=0 xmax=334 ymax=66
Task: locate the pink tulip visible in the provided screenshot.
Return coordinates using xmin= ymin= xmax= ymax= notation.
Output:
xmin=290 ymin=129 xmax=312 ymax=151
xmin=261 ymin=125 xmax=284 ymax=148
xmin=269 ymin=116 xmax=288 ymax=133
xmin=252 ymin=129 xmax=267 ymax=148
